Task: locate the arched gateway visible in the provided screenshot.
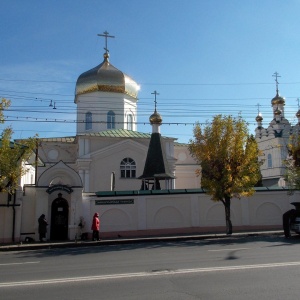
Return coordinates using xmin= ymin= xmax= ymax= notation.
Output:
xmin=50 ymin=193 xmax=69 ymax=240
xmin=36 ymin=161 xmax=83 ymax=241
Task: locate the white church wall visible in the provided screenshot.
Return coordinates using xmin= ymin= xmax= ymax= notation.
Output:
xmin=173 ymin=144 xmax=200 ymax=189
xmin=39 ymin=141 xmax=77 ymax=164
xmin=90 ymin=197 xmax=139 ymax=232
xmin=76 ymin=92 xmax=135 ymax=134
xmin=89 ymin=140 xmax=147 ymax=192
xmin=2 ymin=189 xmax=298 ymax=243
xmin=0 ymin=191 xmax=23 ymax=243
xmin=146 ymin=195 xmax=192 ymax=229
xmin=124 ymin=98 xmax=137 ymax=131
xmin=20 ymin=164 xmax=35 ymax=188
xmin=68 ymin=188 xmax=85 ymax=240
xmin=174 ymin=165 xmax=200 ymax=189
xmin=87 ymin=189 xmax=297 ymax=238
xmin=21 ymin=187 xmax=37 ymax=240
xmin=258 ymin=137 xmax=287 ymax=181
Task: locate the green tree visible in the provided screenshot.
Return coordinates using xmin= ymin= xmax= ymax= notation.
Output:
xmin=0 ymin=98 xmax=38 ymax=194
xmin=188 ymin=115 xmax=262 ymax=234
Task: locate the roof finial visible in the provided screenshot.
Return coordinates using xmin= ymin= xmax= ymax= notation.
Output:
xmin=297 ymin=98 xmax=300 ymax=109
xmin=256 ymin=103 xmax=261 ymax=115
xmin=272 ymin=72 xmax=281 ymax=96
xmin=97 ymin=31 xmax=115 ymax=59
xmin=151 ymin=90 xmax=159 ymax=112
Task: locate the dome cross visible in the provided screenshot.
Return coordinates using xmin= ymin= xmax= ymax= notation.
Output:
xmin=272 ymin=71 xmax=281 ymax=95
xmin=97 ymin=31 xmax=115 ymax=54
xmin=151 ymin=90 xmax=159 ymax=112
xmin=256 ymin=103 xmax=262 ymax=115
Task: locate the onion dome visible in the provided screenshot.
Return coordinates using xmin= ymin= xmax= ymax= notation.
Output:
xmin=75 ymin=52 xmax=140 ymax=100
xmin=296 ymin=109 xmax=300 ymax=118
xmin=255 ymin=114 xmax=263 ymax=122
xmin=149 ymin=110 xmax=162 ymax=125
xmin=271 ymin=92 xmax=285 ymax=106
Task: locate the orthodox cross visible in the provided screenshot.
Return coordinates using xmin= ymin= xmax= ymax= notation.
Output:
xmin=151 ymin=90 xmax=159 ymax=112
xmin=256 ymin=103 xmax=261 ymax=115
xmin=297 ymin=98 xmax=300 ymax=109
xmin=272 ymin=72 xmax=281 ymax=94
xmin=97 ymin=31 xmax=115 ymax=54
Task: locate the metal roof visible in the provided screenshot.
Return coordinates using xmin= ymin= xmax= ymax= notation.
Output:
xmin=37 ymin=129 xmax=175 ymax=141
xmin=138 ymin=132 xmax=175 ymax=180
xmin=77 ymin=129 xmax=152 ymax=139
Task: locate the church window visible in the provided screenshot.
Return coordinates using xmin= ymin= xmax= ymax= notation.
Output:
xmin=107 ymin=111 xmax=115 ymax=129
xmin=127 ymin=114 xmax=133 ymax=130
xmin=267 ymin=153 xmax=272 ymax=168
xmin=85 ymin=112 xmax=92 ymax=130
xmin=120 ymin=158 xmax=136 ymax=178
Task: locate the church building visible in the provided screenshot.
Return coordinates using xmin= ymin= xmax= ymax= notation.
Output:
xmin=6 ymin=37 xmax=297 ymax=243
xmin=255 ymin=72 xmax=300 ymax=187
xmin=18 ymin=33 xmax=199 ymax=241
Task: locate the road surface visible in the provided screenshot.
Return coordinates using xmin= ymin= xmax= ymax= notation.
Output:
xmin=0 ymin=234 xmax=299 ymax=299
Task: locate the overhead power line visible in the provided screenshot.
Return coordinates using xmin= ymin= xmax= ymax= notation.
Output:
xmin=2 ymin=77 xmax=300 ymax=86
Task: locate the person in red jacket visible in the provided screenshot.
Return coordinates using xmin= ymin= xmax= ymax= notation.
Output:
xmin=91 ymin=213 xmax=100 ymax=241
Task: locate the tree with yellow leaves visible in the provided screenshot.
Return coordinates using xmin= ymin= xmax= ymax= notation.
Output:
xmin=284 ymin=134 xmax=300 ymax=193
xmin=0 ymin=98 xmax=38 ymax=194
xmin=189 ymin=115 xmax=262 ymax=234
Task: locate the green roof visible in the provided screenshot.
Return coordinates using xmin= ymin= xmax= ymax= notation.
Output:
xmin=31 ymin=129 xmax=176 ymax=142
xmin=78 ymin=129 xmax=152 ymax=139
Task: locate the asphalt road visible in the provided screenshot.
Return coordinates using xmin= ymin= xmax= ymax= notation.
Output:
xmin=1 ymin=234 xmax=300 ymax=299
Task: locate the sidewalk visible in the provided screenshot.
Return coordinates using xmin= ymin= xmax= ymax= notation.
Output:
xmin=0 ymin=230 xmax=284 ymax=252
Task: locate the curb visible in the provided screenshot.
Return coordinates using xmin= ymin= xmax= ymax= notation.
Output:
xmin=0 ymin=230 xmax=284 ymax=252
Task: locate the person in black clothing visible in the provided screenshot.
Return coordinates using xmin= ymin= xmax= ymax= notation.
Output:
xmin=38 ymin=214 xmax=48 ymax=242
xmin=283 ymin=209 xmax=297 ymax=238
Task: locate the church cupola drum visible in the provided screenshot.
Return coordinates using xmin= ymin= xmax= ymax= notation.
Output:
xmin=74 ymin=32 xmax=140 ymax=134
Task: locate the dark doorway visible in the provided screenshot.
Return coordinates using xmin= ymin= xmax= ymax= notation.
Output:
xmin=50 ymin=193 xmax=69 ymax=240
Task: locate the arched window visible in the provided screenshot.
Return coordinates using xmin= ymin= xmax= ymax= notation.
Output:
xmin=85 ymin=112 xmax=92 ymax=130
xmin=127 ymin=114 xmax=133 ymax=130
xmin=120 ymin=158 xmax=136 ymax=178
xmin=107 ymin=111 xmax=115 ymax=129
xmin=267 ymin=153 xmax=272 ymax=168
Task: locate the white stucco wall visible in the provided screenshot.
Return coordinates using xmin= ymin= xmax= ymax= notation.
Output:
xmin=2 ymin=188 xmax=298 ymax=243
xmin=88 ymin=189 xmax=298 ymax=238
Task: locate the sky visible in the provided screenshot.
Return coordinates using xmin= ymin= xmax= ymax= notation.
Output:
xmin=1 ymin=0 xmax=300 ymax=143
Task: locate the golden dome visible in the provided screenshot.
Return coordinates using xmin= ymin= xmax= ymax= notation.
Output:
xmin=75 ymin=53 xmax=140 ymax=100
xmin=255 ymin=114 xmax=263 ymax=122
xmin=271 ymin=92 xmax=285 ymax=105
xmin=149 ymin=111 xmax=162 ymax=125
xmin=296 ymin=109 xmax=300 ymax=118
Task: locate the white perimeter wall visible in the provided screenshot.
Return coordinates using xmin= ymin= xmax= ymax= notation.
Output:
xmin=1 ymin=189 xmax=299 ymax=243
xmin=87 ymin=190 xmax=299 ymax=238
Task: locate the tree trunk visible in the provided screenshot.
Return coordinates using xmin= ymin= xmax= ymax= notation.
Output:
xmin=224 ymin=196 xmax=232 ymax=235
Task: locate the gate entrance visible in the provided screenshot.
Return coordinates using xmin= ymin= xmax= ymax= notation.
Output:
xmin=50 ymin=193 xmax=69 ymax=240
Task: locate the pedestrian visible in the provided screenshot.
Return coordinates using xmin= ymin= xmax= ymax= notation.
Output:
xmin=91 ymin=213 xmax=100 ymax=241
xmin=38 ymin=214 xmax=48 ymax=242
